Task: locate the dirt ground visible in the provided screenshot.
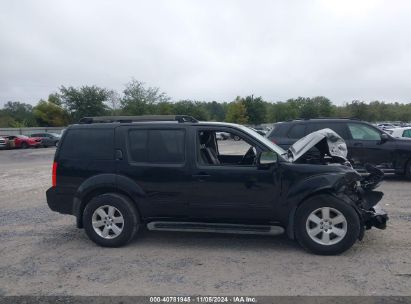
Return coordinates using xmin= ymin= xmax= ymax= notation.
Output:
xmin=0 ymin=147 xmax=410 ymax=296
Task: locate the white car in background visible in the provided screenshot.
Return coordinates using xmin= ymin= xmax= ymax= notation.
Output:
xmin=386 ymin=127 xmax=411 ymax=139
xmin=0 ymin=136 xmax=6 ymax=149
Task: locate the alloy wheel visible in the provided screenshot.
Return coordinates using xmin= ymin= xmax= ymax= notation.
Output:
xmin=92 ymin=205 xmax=125 ymax=239
xmin=305 ymin=207 xmax=347 ymax=245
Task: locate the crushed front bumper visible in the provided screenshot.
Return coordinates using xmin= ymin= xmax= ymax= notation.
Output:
xmin=361 ymin=204 xmax=388 ymax=230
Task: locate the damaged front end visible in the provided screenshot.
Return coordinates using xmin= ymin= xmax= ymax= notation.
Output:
xmin=339 ymin=164 xmax=388 ymax=237
xmin=288 ymin=128 xmax=389 ymax=235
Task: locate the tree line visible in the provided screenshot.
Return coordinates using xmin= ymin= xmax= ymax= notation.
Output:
xmin=1 ymin=79 xmax=411 ymax=128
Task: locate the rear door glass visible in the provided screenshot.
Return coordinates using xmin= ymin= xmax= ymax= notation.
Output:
xmin=307 ymin=122 xmax=349 ymax=139
xmin=128 ymin=129 xmax=185 ymax=164
xmin=287 ymin=124 xmax=306 ymax=139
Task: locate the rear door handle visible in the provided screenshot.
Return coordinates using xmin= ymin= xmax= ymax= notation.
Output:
xmin=192 ymin=172 xmax=210 ymax=181
xmin=353 ymin=142 xmax=363 ymax=147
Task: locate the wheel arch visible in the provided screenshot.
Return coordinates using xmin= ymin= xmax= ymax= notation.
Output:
xmin=73 ymin=174 xmax=145 ymax=228
xmin=285 ymin=188 xmax=335 ymax=240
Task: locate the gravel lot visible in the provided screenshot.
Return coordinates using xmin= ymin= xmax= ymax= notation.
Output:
xmin=0 ymin=146 xmax=410 ymax=296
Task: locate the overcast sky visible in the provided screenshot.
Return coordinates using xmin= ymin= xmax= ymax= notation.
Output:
xmin=1 ymin=0 xmax=411 ymax=107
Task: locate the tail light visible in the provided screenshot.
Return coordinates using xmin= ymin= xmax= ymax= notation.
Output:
xmin=52 ymin=162 xmax=57 ymax=187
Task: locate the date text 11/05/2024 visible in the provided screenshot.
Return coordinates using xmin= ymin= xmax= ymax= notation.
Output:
xmin=149 ymin=296 xmax=257 ymax=303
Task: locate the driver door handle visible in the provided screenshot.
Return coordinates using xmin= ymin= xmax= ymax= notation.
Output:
xmin=353 ymin=142 xmax=363 ymax=147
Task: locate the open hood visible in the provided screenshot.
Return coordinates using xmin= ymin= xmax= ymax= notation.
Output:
xmin=287 ymin=128 xmax=348 ymax=162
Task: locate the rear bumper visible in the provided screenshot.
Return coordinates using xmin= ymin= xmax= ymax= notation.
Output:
xmin=46 ymin=187 xmax=74 ymax=215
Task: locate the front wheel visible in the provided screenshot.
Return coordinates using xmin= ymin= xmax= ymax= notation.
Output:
xmin=21 ymin=142 xmax=28 ymax=149
xmin=295 ymin=194 xmax=360 ymax=255
xmin=83 ymin=193 xmax=140 ymax=247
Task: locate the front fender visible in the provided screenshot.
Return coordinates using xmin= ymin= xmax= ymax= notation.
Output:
xmin=285 ymin=172 xmax=359 ymax=208
xmin=284 ymin=171 xmax=361 ymax=239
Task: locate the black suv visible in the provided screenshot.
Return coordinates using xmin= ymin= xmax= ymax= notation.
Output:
xmin=46 ymin=115 xmax=388 ymax=255
xmin=267 ymin=118 xmax=411 ymax=179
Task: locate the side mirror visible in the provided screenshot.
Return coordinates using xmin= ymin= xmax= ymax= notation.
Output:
xmin=380 ymin=133 xmax=389 ymax=143
xmin=258 ymin=151 xmax=278 ymax=167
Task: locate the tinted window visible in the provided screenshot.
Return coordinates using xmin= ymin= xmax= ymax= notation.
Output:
xmin=128 ymin=129 xmax=148 ymax=162
xmin=60 ymin=128 xmax=114 ymax=159
xmin=128 ymin=129 xmax=185 ymax=163
xmin=348 ymin=123 xmax=381 ymax=140
xmin=308 ymin=122 xmax=349 ymax=139
xmin=287 ymin=124 xmax=306 ymax=138
xmin=403 ymin=129 xmax=411 ymax=138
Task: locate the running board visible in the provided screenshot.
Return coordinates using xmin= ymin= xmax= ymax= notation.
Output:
xmin=146 ymin=221 xmax=284 ymax=236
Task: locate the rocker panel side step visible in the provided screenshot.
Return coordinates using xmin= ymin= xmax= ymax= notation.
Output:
xmin=146 ymin=221 xmax=285 ymax=235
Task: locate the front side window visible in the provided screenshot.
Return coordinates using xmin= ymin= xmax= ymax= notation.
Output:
xmin=128 ymin=129 xmax=185 ymax=164
xmin=197 ymin=130 xmax=257 ymax=166
xmin=348 ymin=123 xmax=381 ymax=141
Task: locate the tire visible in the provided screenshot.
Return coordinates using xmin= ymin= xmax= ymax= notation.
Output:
xmin=83 ymin=193 xmax=140 ymax=247
xmin=405 ymin=160 xmax=411 ymax=180
xmin=21 ymin=142 xmax=28 ymax=149
xmin=295 ymin=194 xmax=360 ymax=255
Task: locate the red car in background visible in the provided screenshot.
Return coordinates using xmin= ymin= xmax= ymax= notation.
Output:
xmin=1 ymin=135 xmax=42 ymax=149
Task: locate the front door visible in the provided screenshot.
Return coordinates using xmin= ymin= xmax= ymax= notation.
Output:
xmin=189 ymin=127 xmax=280 ymax=222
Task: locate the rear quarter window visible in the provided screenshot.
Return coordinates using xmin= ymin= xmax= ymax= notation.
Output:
xmin=59 ymin=128 xmax=114 ymax=160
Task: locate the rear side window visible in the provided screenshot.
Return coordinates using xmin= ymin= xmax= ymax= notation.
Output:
xmin=128 ymin=129 xmax=185 ymax=163
xmin=307 ymin=122 xmax=349 ymax=139
xmin=287 ymin=124 xmax=306 ymax=139
xmin=60 ymin=128 xmax=114 ymax=159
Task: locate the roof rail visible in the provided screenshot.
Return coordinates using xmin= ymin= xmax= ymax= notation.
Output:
xmin=286 ymin=117 xmax=361 ymax=121
xmin=78 ymin=115 xmax=198 ymax=124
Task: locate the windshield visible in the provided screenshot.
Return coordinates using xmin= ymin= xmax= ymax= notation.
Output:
xmin=237 ymin=125 xmax=287 ymax=158
xmin=17 ymin=135 xmax=29 ymax=139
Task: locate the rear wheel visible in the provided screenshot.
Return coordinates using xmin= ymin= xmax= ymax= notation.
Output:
xmin=295 ymin=194 xmax=360 ymax=255
xmin=83 ymin=193 xmax=140 ymax=247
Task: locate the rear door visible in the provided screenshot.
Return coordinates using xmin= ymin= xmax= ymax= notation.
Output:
xmin=115 ymin=125 xmax=192 ymax=220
